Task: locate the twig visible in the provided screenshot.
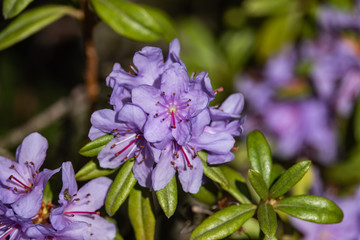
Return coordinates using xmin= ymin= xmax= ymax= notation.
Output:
xmin=0 ymin=85 xmax=89 ymax=149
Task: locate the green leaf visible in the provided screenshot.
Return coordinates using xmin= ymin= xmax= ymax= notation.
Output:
xmin=248 ymin=169 xmax=269 ymax=201
xmin=156 ymin=176 xmax=177 ymax=218
xmin=198 ymin=151 xmax=229 ymax=187
xmin=192 ymin=184 xmax=220 ymax=205
xmin=105 ymin=160 xmax=137 ymax=216
xmin=270 ymin=164 xmax=284 ymax=186
xmin=257 ymin=203 xmax=277 ymax=239
xmin=220 ymin=166 xmax=251 ymax=204
xmin=269 ymin=161 xmax=311 ymax=198
xmin=75 ymin=160 xmax=118 ymax=181
xmin=90 ymin=0 xmax=176 ymax=42
xmin=354 ymin=99 xmax=360 ymax=142
xmin=3 ymin=0 xmax=33 ymax=19
xmin=129 ymin=187 xmax=155 ymax=240
xmin=274 ymin=195 xmax=344 ymax=224
xmin=247 ymin=130 xmax=272 ymax=188
xmin=42 ymin=182 xmax=53 ymax=203
xmin=79 ymin=134 xmax=114 ymax=157
xmin=0 ymin=5 xmax=82 ymax=51
xmin=190 ymin=204 xmax=256 ymax=240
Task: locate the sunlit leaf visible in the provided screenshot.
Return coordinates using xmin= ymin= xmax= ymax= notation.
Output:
xmin=3 ymin=0 xmax=33 ymax=19
xmin=247 ymin=130 xmax=272 ymax=188
xmin=90 ymin=0 xmax=176 ymax=42
xmin=190 ymin=204 xmax=256 ymax=240
xmin=198 ymin=152 xmax=229 ymax=187
xmin=274 ymin=195 xmax=344 ymax=224
xmin=0 ymin=5 xmax=82 ymax=51
xmin=129 ymin=187 xmax=155 ymax=240
xmin=79 ymin=134 xmax=114 ymax=157
xmin=156 ymin=176 xmax=177 ymax=218
xmin=75 ymin=160 xmax=118 ymax=181
xmin=105 ymin=160 xmax=137 ymax=216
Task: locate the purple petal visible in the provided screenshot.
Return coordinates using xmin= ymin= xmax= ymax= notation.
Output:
xmin=117 ymin=104 xmax=147 ymax=131
xmin=210 ymin=93 xmax=245 ymax=121
xmin=207 ymin=152 xmax=234 ymax=165
xmin=90 ymin=109 xmax=126 ymax=134
xmin=76 ymin=215 xmax=116 ymax=240
xmin=172 ymin=120 xmax=191 ymax=146
xmin=132 ymin=85 xmax=162 ymax=113
xmin=59 ymin=162 xmax=78 ymax=200
xmin=88 ymin=126 xmax=105 ymax=141
xmin=50 ymin=205 xmax=70 ymax=230
xmin=183 ymin=90 xmax=209 ymax=117
xmin=66 ymin=177 xmax=112 ymax=212
xmin=35 ymin=167 xmax=61 ymax=189
xmin=189 ymin=108 xmax=211 ymax=138
xmin=133 ymin=145 xmax=155 ymax=188
xmin=152 ymin=149 xmax=176 ymax=191
xmin=191 ymin=71 xmax=215 ymax=100
xmin=160 ymin=63 xmax=189 ymax=94
xmin=16 ymin=132 xmax=48 ymax=171
xmin=106 ymin=63 xmax=137 ymax=89
xmin=144 ymin=114 xmax=171 ymax=143
xmin=192 ymin=130 xmax=235 ymax=155
xmin=177 ymin=157 xmax=203 ymax=193
xmin=11 ymin=185 xmax=43 ymax=218
xmin=109 ymin=85 xmax=131 ymax=111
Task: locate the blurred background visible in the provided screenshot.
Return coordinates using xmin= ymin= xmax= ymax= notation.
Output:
xmin=1 ymin=0 xmax=360 ymax=239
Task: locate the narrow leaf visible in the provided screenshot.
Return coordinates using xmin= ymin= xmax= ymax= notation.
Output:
xmin=105 ymin=160 xmax=137 ymax=216
xmin=247 ymin=130 xmax=272 ymax=188
xmin=42 ymin=182 xmax=53 ymax=203
xmin=129 ymin=187 xmax=155 ymax=240
xmin=190 ymin=204 xmax=256 ymax=240
xmin=3 ymin=0 xmax=33 ymax=19
xmin=75 ymin=160 xmax=118 ymax=181
xmin=90 ymin=0 xmax=176 ymax=42
xmin=269 ymin=161 xmax=311 ymax=198
xmin=257 ymin=203 xmax=277 ymax=239
xmin=274 ymin=195 xmax=344 ymax=224
xmin=198 ymin=151 xmax=229 ymax=187
xmin=156 ymin=176 xmax=177 ymax=218
xmin=270 ymin=164 xmax=284 ymax=186
xmin=248 ymin=169 xmax=269 ymax=201
xmin=0 ymin=5 xmax=82 ymax=51
xmin=79 ymin=134 xmax=114 ymax=157
xmin=220 ymin=166 xmax=251 ymax=204
xmin=192 ymin=184 xmax=219 ymax=205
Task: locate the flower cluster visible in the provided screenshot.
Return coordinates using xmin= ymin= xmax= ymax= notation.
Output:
xmin=0 ymin=133 xmax=115 ymax=240
xmin=236 ymin=3 xmax=360 ymax=164
xmin=90 ymin=39 xmax=245 ymax=193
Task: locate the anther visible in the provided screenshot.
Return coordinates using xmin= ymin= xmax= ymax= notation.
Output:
xmin=86 ymin=193 xmax=91 ymax=197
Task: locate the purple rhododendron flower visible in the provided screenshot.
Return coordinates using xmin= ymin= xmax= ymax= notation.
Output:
xmin=90 ymin=38 xmax=245 ymax=193
xmin=0 ymin=203 xmax=33 ymax=240
xmin=49 ymin=162 xmax=115 ymax=240
xmin=0 ymin=132 xmax=60 ymax=218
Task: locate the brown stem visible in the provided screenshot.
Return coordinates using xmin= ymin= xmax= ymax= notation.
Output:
xmin=81 ymin=0 xmax=99 ymax=106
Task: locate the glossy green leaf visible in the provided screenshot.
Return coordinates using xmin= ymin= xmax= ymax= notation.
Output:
xmin=258 ymin=203 xmax=277 ymax=239
xmin=79 ymin=134 xmax=114 ymax=157
xmin=192 ymin=184 xmax=219 ymax=205
xmin=354 ymin=99 xmax=360 ymax=142
xmin=270 ymin=164 xmax=284 ymax=186
xmin=91 ymin=0 xmax=176 ymax=42
xmin=243 ymin=0 xmax=291 ymax=16
xmin=274 ymin=195 xmax=344 ymax=224
xmin=75 ymin=160 xmax=118 ymax=181
xmin=198 ymin=152 xmax=229 ymax=187
xmin=270 ymin=161 xmax=311 ymax=198
xmin=190 ymin=204 xmax=256 ymax=240
xmin=129 ymin=187 xmax=155 ymax=240
xmin=220 ymin=166 xmax=251 ymax=204
xmin=3 ymin=0 xmax=33 ymax=19
xmin=156 ymin=176 xmax=177 ymax=218
xmin=105 ymin=160 xmax=137 ymax=216
xmin=247 ymin=130 xmax=272 ymax=188
xmin=0 ymin=5 xmax=81 ymax=51
xmin=248 ymin=169 xmax=269 ymax=201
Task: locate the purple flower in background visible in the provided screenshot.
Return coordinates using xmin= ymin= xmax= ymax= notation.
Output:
xmin=0 ymin=203 xmax=33 ymax=240
xmin=89 ymin=104 xmax=159 ymax=188
xmin=0 ymin=132 xmax=60 ymax=218
xmin=50 ymin=162 xmax=115 ymax=240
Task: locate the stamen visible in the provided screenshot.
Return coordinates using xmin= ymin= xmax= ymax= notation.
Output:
xmin=232 ymin=146 xmax=239 ymax=151
xmin=179 ymin=146 xmax=193 ymax=168
xmin=9 ymin=175 xmax=32 ymax=190
xmin=171 ymin=110 xmax=176 ymax=129
xmin=0 ymin=227 xmax=16 ymax=240
xmin=115 ymin=137 xmax=140 ymax=157
xmin=213 ymin=87 xmax=224 ymax=94
xmin=64 ymin=211 xmax=100 ymax=216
